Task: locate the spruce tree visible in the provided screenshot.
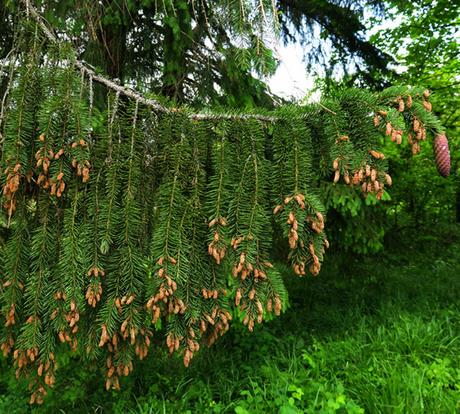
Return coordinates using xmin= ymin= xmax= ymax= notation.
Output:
xmin=0 ymin=0 xmax=451 ymax=404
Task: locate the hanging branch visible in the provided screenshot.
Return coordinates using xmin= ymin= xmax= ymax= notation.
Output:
xmin=0 ymin=0 xmax=447 ymax=406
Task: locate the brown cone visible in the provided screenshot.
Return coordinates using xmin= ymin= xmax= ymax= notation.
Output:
xmin=433 ymin=134 xmax=451 ymax=177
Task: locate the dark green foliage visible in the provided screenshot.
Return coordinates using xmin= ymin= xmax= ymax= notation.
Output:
xmin=0 ymin=9 xmax=449 ymax=405
xmin=0 ymin=0 xmax=403 ymax=107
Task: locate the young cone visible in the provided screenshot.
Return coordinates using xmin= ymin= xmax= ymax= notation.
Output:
xmin=433 ymin=134 xmax=451 ymax=178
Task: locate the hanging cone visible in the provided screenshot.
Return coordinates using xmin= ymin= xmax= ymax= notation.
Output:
xmin=433 ymin=133 xmax=451 ymax=177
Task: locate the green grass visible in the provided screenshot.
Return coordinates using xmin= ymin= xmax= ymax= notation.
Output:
xmin=1 ymin=228 xmax=459 ymax=413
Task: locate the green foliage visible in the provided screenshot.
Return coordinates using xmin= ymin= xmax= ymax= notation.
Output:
xmin=322 ymin=182 xmax=389 ymax=254
xmin=0 ymin=0 xmax=280 ymax=107
xmin=1 ymin=225 xmax=459 ymax=413
xmin=277 ymin=0 xmax=392 ymax=86
xmin=300 ymin=0 xmax=459 ymax=254
xmin=0 ymin=0 xmax=403 ymax=107
xmin=372 ymin=0 xmax=460 ymax=223
xmin=0 ymin=2 xmax=455 ymax=406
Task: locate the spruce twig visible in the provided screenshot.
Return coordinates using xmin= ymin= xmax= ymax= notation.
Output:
xmin=318 ymin=102 xmax=337 ymax=116
xmin=0 ymin=48 xmax=18 ymax=142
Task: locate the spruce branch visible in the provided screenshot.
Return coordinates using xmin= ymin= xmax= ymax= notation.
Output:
xmin=0 ymin=0 xmax=449 ymax=403
xmin=20 ymin=0 xmax=314 ymax=123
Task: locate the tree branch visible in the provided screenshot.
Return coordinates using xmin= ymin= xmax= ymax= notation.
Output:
xmin=20 ymin=0 xmax=333 ymax=123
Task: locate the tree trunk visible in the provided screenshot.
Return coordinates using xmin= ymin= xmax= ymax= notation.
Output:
xmin=95 ymin=16 xmax=127 ymax=81
xmin=161 ymin=2 xmax=193 ymax=102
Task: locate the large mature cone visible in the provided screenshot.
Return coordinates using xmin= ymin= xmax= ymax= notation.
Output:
xmin=433 ymin=133 xmax=451 ymax=177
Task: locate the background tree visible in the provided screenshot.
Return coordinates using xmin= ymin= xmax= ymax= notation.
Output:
xmin=1 ymin=0 xmax=401 ymax=107
xmin=320 ymin=0 xmax=459 ymax=253
xmin=373 ymin=0 xmax=460 ymax=222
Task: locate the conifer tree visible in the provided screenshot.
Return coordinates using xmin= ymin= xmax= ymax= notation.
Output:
xmin=0 ymin=0 xmax=451 ymax=404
